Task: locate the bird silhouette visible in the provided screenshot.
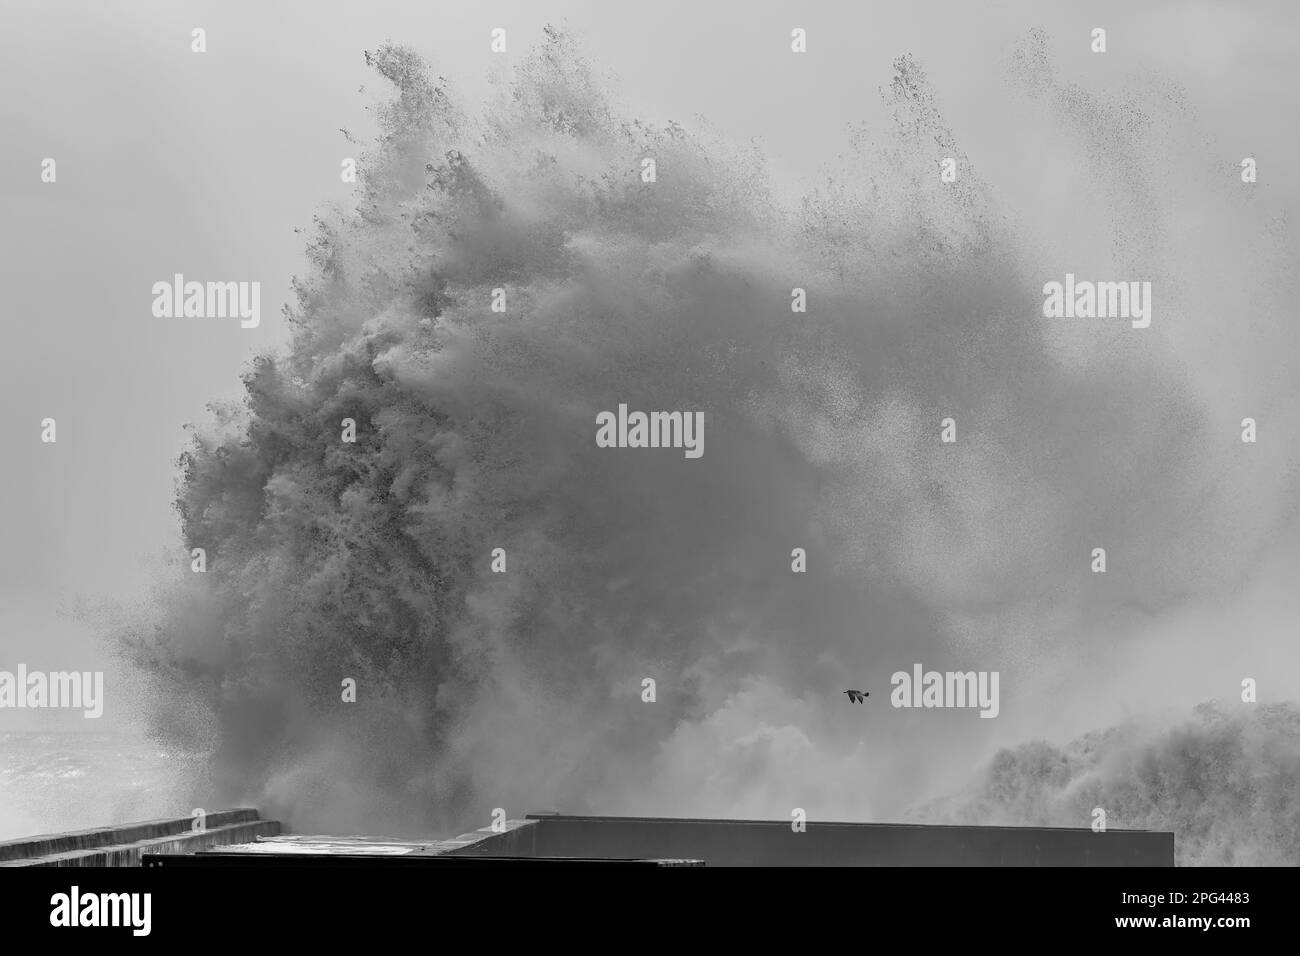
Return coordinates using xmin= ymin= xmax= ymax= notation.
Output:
xmin=843 ymin=689 xmax=869 ymax=704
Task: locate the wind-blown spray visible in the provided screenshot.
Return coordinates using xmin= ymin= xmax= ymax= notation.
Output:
xmin=122 ymin=29 xmax=1300 ymax=843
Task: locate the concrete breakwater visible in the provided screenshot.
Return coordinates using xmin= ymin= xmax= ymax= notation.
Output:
xmin=0 ymin=809 xmax=280 ymax=866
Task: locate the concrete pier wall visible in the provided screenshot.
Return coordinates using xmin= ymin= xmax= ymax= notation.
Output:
xmin=2 ymin=811 xmax=1175 ymax=866
xmin=447 ymin=814 xmax=1174 ymax=867
xmin=0 ymin=809 xmax=281 ymax=867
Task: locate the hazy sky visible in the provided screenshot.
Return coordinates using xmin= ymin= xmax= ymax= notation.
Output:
xmin=1 ymin=0 xmax=1297 ymax=720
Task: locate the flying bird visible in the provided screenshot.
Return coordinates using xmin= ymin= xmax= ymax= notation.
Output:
xmin=843 ymin=689 xmax=869 ymax=704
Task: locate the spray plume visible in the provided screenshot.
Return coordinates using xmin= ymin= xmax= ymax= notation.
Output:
xmin=121 ymin=28 xmax=1300 ymax=845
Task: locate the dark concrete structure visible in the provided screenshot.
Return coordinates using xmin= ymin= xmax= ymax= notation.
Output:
xmin=443 ymin=814 xmax=1174 ymax=867
xmin=12 ymin=811 xmax=1174 ymax=866
xmin=164 ymin=812 xmax=1172 ymax=867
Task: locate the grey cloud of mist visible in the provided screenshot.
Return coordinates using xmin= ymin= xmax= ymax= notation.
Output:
xmin=912 ymin=701 xmax=1300 ymax=866
xmin=118 ymin=27 xmax=1300 ymax=842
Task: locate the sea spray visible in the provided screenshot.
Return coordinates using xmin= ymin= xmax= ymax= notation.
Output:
xmin=117 ymin=29 xmax=1300 ymax=838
